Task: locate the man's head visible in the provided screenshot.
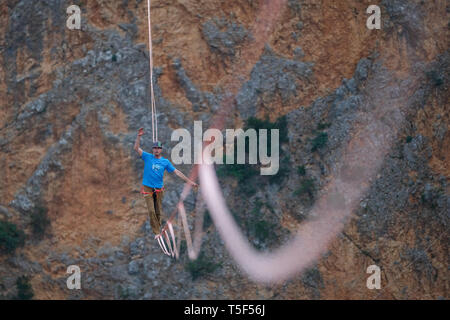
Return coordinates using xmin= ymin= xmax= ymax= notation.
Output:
xmin=152 ymin=141 xmax=163 ymax=157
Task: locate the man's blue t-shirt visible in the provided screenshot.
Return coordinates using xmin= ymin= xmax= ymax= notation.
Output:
xmin=141 ymin=151 xmax=176 ymax=188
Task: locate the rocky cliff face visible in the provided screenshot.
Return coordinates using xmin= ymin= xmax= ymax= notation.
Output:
xmin=0 ymin=0 xmax=448 ymax=299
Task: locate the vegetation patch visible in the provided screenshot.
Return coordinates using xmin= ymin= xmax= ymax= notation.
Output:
xmin=294 ymin=178 xmax=316 ymax=198
xmin=30 ymin=205 xmax=50 ymax=239
xmin=297 ymin=165 xmax=306 ymax=176
xmin=311 ymin=132 xmax=328 ymax=152
xmin=217 ymin=115 xmax=291 ymax=195
xmin=185 ymin=253 xmax=222 ymax=280
xmin=244 ymin=201 xmax=280 ymax=250
xmin=0 ymin=220 xmax=26 ymax=254
xmin=14 ymin=276 xmax=34 ymax=300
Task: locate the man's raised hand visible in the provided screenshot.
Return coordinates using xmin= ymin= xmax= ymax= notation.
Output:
xmin=138 ymin=128 xmax=144 ymax=136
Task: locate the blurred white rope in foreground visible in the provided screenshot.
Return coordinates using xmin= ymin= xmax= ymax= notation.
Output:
xmin=163 ymin=0 xmax=422 ymax=283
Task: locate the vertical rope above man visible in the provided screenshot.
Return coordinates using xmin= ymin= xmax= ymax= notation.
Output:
xmin=147 ymin=0 xmax=158 ymax=142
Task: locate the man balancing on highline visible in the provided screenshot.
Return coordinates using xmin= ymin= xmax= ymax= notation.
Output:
xmin=134 ymin=127 xmax=198 ymax=254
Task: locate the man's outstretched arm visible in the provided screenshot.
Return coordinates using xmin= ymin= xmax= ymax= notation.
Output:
xmin=174 ymin=169 xmax=199 ymax=190
xmin=134 ymin=128 xmax=144 ymax=157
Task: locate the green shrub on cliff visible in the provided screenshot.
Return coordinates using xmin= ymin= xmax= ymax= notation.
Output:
xmin=15 ymin=276 xmax=34 ymax=300
xmin=0 ymin=220 xmax=26 ymax=254
xmin=294 ymin=178 xmax=316 ymax=198
xmin=30 ymin=205 xmax=50 ymax=238
xmin=311 ymin=132 xmax=328 ymax=152
xmin=185 ymin=253 xmax=221 ymax=280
